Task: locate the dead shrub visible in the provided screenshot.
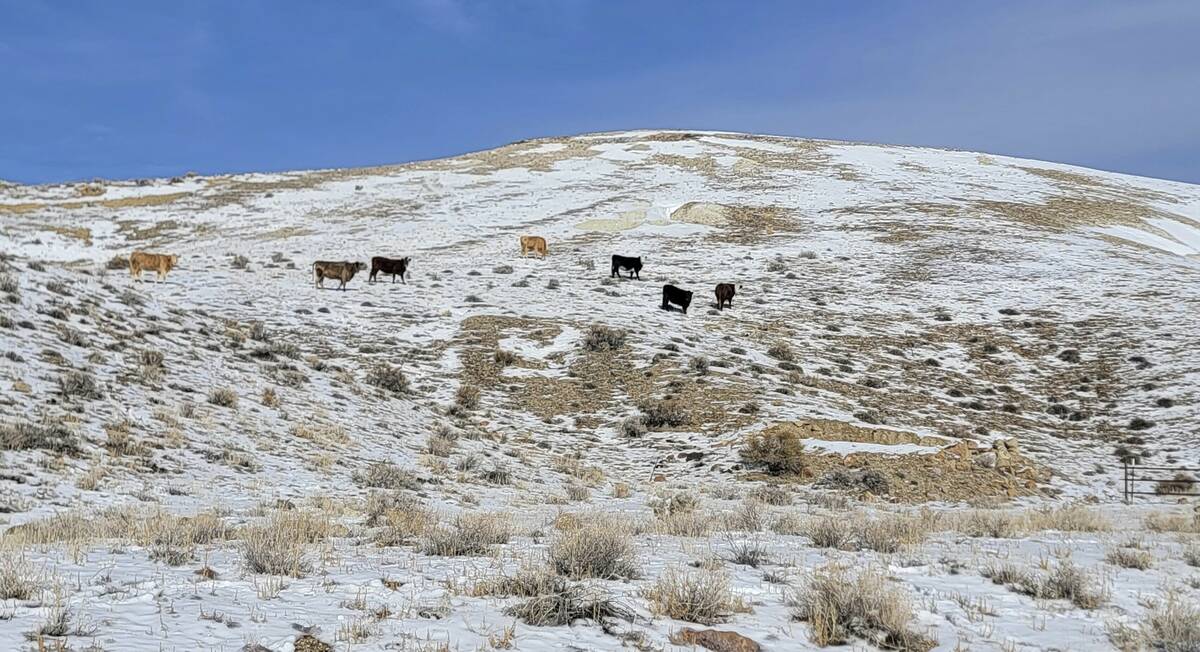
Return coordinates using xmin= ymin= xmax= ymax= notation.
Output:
xmin=106 ymin=255 xmax=129 ymax=270
xmin=644 ymin=568 xmax=744 ymax=625
xmin=455 ymin=384 xmax=480 ymax=410
xmin=0 ymin=557 xmax=36 ymax=600
xmin=1106 ymin=546 xmax=1154 ymax=570
xmin=740 ymin=429 xmax=804 ymax=475
xmin=365 ymin=493 xmax=434 ymax=546
xmin=59 ymin=370 xmax=101 ymax=400
xmin=353 ymin=461 xmax=420 ymax=490
xmin=420 ymin=512 xmax=512 ymax=556
xmin=207 ymin=386 xmax=238 ymax=408
xmin=1144 ymin=511 xmax=1200 ymax=534
xmin=505 ymin=583 xmax=634 ymax=627
xmin=1156 ymin=472 xmax=1196 ymax=495
xmin=620 ymin=415 xmax=647 ymax=438
xmin=1009 ymin=558 xmax=1107 ymax=610
xmin=0 ymin=419 xmax=79 ymax=454
xmin=493 ymin=349 xmax=518 ymax=366
xmin=790 ymin=564 xmax=935 ymax=651
xmin=242 ymin=515 xmax=312 ymax=577
xmin=367 ymin=364 xmax=410 ymax=395
xmin=1027 ymin=504 xmax=1112 ymax=532
xmin=957 ymin=510 xmax=1028 ymax=538
xmin=581 ymin=325 xmax=626 ymax=352
xmin=549 ymin=515 xmax=639 ymax=580
xmin=638 ymin=400 xmax=687 ymax=429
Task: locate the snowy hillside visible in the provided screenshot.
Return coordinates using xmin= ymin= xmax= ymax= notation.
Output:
xmin=1 ymin=131 xmax=1198 ymax=651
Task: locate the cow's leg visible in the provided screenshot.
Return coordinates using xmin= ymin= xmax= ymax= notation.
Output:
xmin=400 ymin=271 xmax=406 ymax=285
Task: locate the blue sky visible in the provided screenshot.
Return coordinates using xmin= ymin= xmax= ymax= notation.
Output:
xmin=2 ymin=1 xmax=1198 ymax=184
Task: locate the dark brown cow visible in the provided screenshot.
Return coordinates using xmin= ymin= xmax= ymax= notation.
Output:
xmin=661 ymin=284 xmax=693 ymax=314
xmin=313 ymin=260 xmax=366 ymax=290
xmin=715 ymin=283 xmax=736 ymax=310
xmin=369 ymin=256 xmax=411 ymax=284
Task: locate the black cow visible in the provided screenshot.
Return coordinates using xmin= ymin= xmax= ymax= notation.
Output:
xmin=715 ymin=283 xmax=736 ymax=310
xmin=611 ymin=255 xmax=643 ymax=279
xmin=661 ymin=284 xmax=693 ymax=314
xmin=369 ymin=256 xmax=411 ymax=284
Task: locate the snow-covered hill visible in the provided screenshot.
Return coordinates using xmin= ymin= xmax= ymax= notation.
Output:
xmin=1 ymin=131 xmax=1198 ymax=651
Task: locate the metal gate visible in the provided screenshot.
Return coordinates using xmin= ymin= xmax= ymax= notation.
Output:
xmin=1122 ymin=462 xmax=1200 ymax=502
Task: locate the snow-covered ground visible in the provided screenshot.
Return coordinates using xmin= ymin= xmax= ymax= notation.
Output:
xmin=1 ymin=130 xmax=1197 ymax=650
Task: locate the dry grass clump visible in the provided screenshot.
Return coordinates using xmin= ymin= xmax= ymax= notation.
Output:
xmin=367 ymin=364 xmax=410 ymax=395
xmin=242 ymin=523 xmax=309 ymax=577
xmin=455 ymin=384 xmax=481 ymax=410
xmin=638 ymin=400 xmax=687 ymax=429
xmin=420 ymin=512 xmax=513 ymax=556
xmin=749 ymin=484 xmax=792 ymax=506
xmin=992 ymin=557 xmax=1108 ymax=610
xmin=353 ymin=461 xmax=420 ymax=490
xmin=1106 ymin=546 xmax=1154 ymax=570
xmin=426 ymin=427 xmax=458 ymax=457
xmin=956 ymin=509 xmax=1029 ymax=538
xmin=505 ymin=582 xmax=634 ymax=627
xmin=137 ymin=348 xmax=165 ymax=381
xmin=1155 ymin=472 xmax=1196 ymax=495
xmin=799 ymin=511 xmax=937 ymax=553
xmin=365 ymin=492 xmax=435 ymax=546
xmin=790 ymin=564 xmax=935 ymax=651
xmin=1027 ymin=504 xmax=1112 ymax=532
xmin=207 ymin=386 xmax=238 ymax=408
xmin=1144 ymin=510 xmax=1200 ymax=534
xmin=0 ymin=419 xmax=79 ymax=454
xmin=105 ymin=255 xmax=128 ymax=270
xmin=493 ymin=349 xmax=518 ymax=366
xmin=581 ymin=324 xmax=626 ymax=352
xmin=549 ymin=514 xmax=639 ymax=580
xmin=620 ymin=415 xmax=647 ymax=438
xmin=239 ymin=509 xmax=338 ymax=578
xmin=767 ymin=342 xmax=795 ymax=362
xmin=59 ymin=369 xmax=101 ymax=400
xmin=0 ymin=273 xmax=17 ymax=295
xmin=0 ymin=557 xmax=37 ymax=600
xmin=1108 ymin=593 xmax=1200 ymax=652
xmin=740 ymin=429 xmax=805 ymax=475
xmin=649 ymin=492 xmax=714 ymax=536
xmin=643 ymin=568 xmax=746 ymax=625
xmin=1183 ymin=542 xmax=1200 ymax=567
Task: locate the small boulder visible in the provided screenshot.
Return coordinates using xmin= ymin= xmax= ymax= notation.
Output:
xmin=670 ymin=628 xmax=761 ymax=652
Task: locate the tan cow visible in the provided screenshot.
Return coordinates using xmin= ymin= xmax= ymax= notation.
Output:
xmin=519 ymin=235 xmax=547 ymax=258
xmin=129 ymin=251 xmax=179 ymax=283
xmin=313 ymin=260 xmax=367 ymax=290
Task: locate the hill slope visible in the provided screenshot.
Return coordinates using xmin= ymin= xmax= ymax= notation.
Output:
xmin=1 ymin=131 xmax=1198 ymax=651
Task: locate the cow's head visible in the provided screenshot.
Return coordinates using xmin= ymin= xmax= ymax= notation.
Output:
xmin=354 ymin=261 xmax=367 ymax=271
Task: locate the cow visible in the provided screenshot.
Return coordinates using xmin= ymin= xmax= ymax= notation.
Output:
xmin=661 ymin=284 xmax=693 ymax=314
xmin=313 ymin=260 xmax=367 ymax=290
xmin=369 ymin=256 xmax=411 ymax=284
xmin=715 ymin=283 xmax=737 ymax=310
xmin=611 ymin=255 xmax=643 ymax=279
xmin=520 ymin=235 xmax=548 ymax=258
xmin=129 ymin=251 xmax=179 ymax=283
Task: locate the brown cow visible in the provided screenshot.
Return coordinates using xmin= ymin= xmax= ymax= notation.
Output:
xmin=715 ymin=283 xmax=737 ymax=310
xmin=313 ymin=260 xmax=366 ymax=290
xmin=519 ymin=235 xmax=547 ymax=258
xmin=129 ymin=251 xmax=179 ymax=283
